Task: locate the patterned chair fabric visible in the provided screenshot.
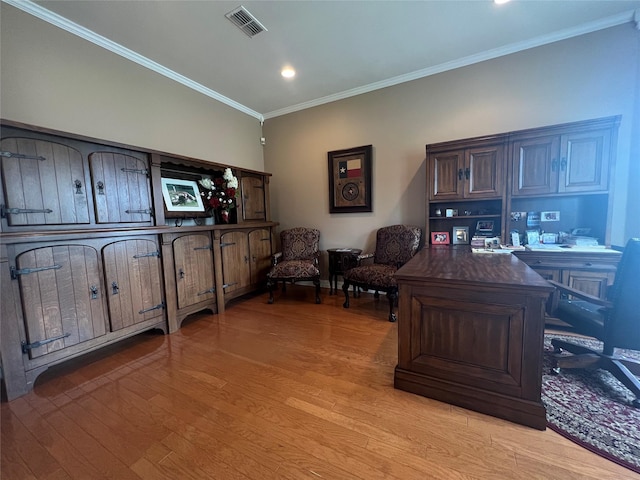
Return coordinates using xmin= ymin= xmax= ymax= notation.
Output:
xmin=343 ymin=225 xmax=422 ymax=322
xmin=267 ymin=227 xmax=321 ymax=304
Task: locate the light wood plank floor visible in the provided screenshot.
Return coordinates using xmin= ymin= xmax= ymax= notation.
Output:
xmin=2 ymin=286 xmax=637 ymax=479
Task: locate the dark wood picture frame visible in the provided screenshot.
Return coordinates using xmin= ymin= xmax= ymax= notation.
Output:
xmin=328 ymin=145 xmax=372 ymax=213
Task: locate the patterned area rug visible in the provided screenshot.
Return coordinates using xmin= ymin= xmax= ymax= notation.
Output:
xmin=542 ymin=333 xmax=640 ymax=473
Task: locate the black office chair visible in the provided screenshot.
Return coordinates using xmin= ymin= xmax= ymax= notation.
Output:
xmin=549 ymin=238 xmax=640 ymax=407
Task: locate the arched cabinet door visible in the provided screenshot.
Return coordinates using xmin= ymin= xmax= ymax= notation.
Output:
xmin=15 ymin=245 xmax=107 ymax=359
xmin=248 ymin=228 xmax=272 ymax=285
xmin=89 ymin=152 xmax=153 ymax=224
xmin=102 ymin=238 xmax=164 ymax=331
xmin=172 ymin=233 xmax=216 ymax=309
xmin=1 ymin=138 xmax=90 ymax=226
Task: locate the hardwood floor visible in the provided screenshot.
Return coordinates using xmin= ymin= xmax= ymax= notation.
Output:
xmin=1 ymin=286 xmax=636 ymax=479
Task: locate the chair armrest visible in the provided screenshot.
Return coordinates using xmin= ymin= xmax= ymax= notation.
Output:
xmin=548 ymin=280 xmax=613 ymax=308
xmin=271 ymin=251 xmax=282 ymax=266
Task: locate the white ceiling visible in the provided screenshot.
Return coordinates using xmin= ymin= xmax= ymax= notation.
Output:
xmin=8 ymin=0 xmax=640 ymax=120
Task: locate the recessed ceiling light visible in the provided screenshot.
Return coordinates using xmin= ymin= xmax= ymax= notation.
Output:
xmin=494 ymin=0 xmax=511 ymax=4
xmin=281 ymin=67 xmax=296 ymax=79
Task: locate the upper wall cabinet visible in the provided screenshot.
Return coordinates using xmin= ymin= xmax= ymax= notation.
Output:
xmin=428 ymin=142 xmax=505 ymax=201
xmin=511 ymin=124 xmax=613 ymax=196
xmin=1 ymin=137 xmax=91 ymax=226
xmin=0 ymin=126 xmax=154 ymax=232
xmin=241 ymin=174 xmax=267 ymax=221
xmin=89 ymin=152 xmax=153 ymax=223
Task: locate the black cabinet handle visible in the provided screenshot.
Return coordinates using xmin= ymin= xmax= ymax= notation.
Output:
xmin=465 ymin=168 xmax=470 ymax=180
xmin=458 ymin=169 xmax=464 ymax=180
xmin=112 ymin=281 xmax=119 ymax=294
xmin=74 ymin=179 xmax=83 ymax=194
xmin=96 ymin=181 xmax=105 ymax=195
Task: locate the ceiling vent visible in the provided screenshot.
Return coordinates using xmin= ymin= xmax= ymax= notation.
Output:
xmin=225 ymin=6 xmax=267 ymax=38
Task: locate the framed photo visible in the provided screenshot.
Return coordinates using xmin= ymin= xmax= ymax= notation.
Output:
xmin=328 ymin=145 xmax=372 ymax=213
xmin=452 ymin=226 xmax=469 ymax=245
xmin=475 ymin=220 xmax=494 ymax=234
xmin=431 ymin=231 xmax=450 ymax=245
xmin=161 ymin=178 xmax=205 ymax=213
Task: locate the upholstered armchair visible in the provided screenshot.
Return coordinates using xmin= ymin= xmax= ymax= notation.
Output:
xmin=267 ymin=227 xmax=321 ymax=304
xmin=342 ymin=225 xmax=422 ymax=322
xmin=549 ymin=238 xmax=640 ymax=407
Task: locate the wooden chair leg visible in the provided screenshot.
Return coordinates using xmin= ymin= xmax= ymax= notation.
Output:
xmin=267 ymin=278 xmax=275 ymax=304
xmin=314 ymin=278 xmax=321 ymax=304
xmin=342 ymin=281 xmax=351 ymax=308
xmin=386 ymin=290 xmax=397 ymax=322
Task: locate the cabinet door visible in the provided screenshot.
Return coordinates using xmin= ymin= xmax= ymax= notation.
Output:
xmin=220 ymin=231 xmax=250 ymax=296
xmin=241 ymin=176 xmax=266 ymax=221
xmin=89 ymin=152 xmax=153 ymax=224
xmin=15 ymin=245 xmax=107 ymax=359
xmin=1 ymin=138 xmax=90 ymax=226
xmin=465 ymin=145 xmax=504 ymax=198
xmin=558 ymin=129 xmax=610 ymax=193
xmin=173 ymin=234 xmax=216 ymax=309
xmin=248 ymin=228 xmax=272 ymax=285
xmin=562 ymin=269 xmax=615 ymax=300
xmin=511 ymin=135 xmax=560 ymax=196
xmin=428 ymin=151 xmax=464 ymax=200
xmin=102 ymin=239 xmax=164 ymax=331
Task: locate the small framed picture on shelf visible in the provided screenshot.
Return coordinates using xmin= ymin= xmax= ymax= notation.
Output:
xmin=452 ymin=226 xmax=469 ymax=245
xmin=161 ymin=178 xmax=205 ymax=213
xmin=431 ymin=231 xmax=450 ymax=245
xmin=475 ymin=220 xmax=494 ymax=235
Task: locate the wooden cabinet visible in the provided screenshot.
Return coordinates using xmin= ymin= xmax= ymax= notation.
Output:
xmin=514 ymin=249 xmax=620 ymax=317
xmin=0 ymin=137 xmax=91 ymax=226
xmin=102 ymin=238 xmax=165 ymax=330
xmin=218 ymin=227 xmax=272 ymax=301
xmin=241 ymin=174 xmax=267 ymax=221
xmin=1 ymin=127 xmax=154 ymax=231
xmin=428 ymin=143 xmax=504 ymax=201
xmin=511 ymin=127 xmax=611 ymax=196
xmin=161 ymin=231 xmax=217 ymax=332
xmin=14 ymin=244 xmax=107 ymax=360
xmin=2 ymin=235 xmax=166 ymax=399
xmin=426 ymin=116 xmax=619 ymax=248
xmin=1 ymin=121 xmax=278 ymax=401
xmin=89 ymin=152 xmax=153 ymax=224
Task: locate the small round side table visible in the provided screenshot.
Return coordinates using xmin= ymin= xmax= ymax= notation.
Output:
xmin=327 ymin=248 xmax=362 ymax=295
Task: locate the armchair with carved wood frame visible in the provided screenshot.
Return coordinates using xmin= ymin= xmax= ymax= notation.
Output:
xmin=342 ymin=225 xmax=422 ymax=322
xmin=266 ymin=227 xmax=321 ymax=304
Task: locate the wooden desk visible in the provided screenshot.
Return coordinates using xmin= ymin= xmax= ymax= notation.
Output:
xmin=393 ymin=246 xmax=554 ymax=430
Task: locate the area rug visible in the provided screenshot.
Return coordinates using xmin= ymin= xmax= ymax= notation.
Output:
xmin=542 ymin=333 xmax=640 ymax=473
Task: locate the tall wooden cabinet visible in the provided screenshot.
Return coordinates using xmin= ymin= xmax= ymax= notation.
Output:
xmin=1 ymin=120 xmax=276 ymax=401
xmin=426 ymin=116 xmax=620 ymax=247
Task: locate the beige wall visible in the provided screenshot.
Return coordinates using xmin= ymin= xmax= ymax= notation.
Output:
xmin=263 ymin=24 xmax=640 ymax=254
xmin=0 ymin=4 xmax=264 ymax=171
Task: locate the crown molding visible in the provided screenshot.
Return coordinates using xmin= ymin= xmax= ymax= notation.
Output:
xmin=2 ymin=0 xmax=264 ymax=123
xmin=262 ymin=10 xmax=636 ymax=119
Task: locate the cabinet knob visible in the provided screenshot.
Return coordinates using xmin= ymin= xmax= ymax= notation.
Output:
xmin=90 ymin=285 xmax=98 ymax=299
xmin=458 ymin=169 xmax=464 ymax=181
xmin=560 ymin=158 xmax=567 ymax=171
xmin=551 ymin=159 xmax=558 ymax=171
xmin=112 ymin=281 xmax=119 ymax=294
xmin=178 ymin=268 xmax=185 ymax=279
xmin=74 ymin=179 xmax=83 ymax=194
xmin=464 ymin=168 xmax=470 ymax=180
